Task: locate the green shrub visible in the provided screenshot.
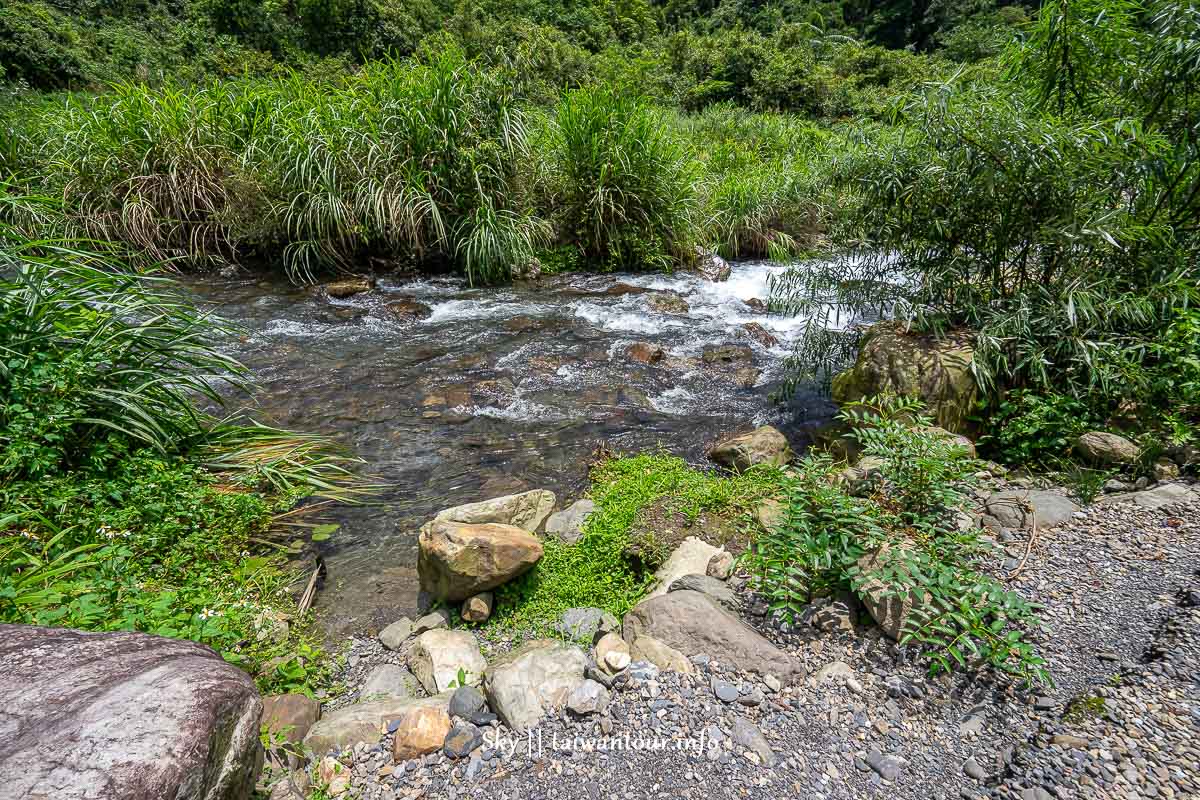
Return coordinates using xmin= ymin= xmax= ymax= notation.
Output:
xmin=979 ymin=390 xmax=1095 ymax=466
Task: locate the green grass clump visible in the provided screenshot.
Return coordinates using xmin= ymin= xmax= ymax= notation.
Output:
xmin=490 ymin=452 xmax=782 ymax=634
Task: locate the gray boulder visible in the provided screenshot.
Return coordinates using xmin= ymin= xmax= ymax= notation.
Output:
xmin=483 ymin=640 xmax=588 ymax=732
xmin=0 ymin=625 xmax=262 ymax=800
xmin=556 ymin=607 xmax=619 ymax=643
xmin=379 ymin=617 xmax=414 ymax=651
xmin=566 ymin=679 xmax=611 ymax=716
xmin=544 ymin=499 xmax=597 ymax=544
xmin=1097 ymin=482 xmax=1200 ymax=510
xmin=1075 ymin=431 xmax=1140 ymax=464
xmin=622 ymin=590 xmax=803 ymax=682
xmin=668 ymin=573 xmax=739 ymax=609
xmin=984 ymin=490 xmax=1080 ymax=530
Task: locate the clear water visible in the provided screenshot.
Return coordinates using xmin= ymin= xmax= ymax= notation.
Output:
xmin=186 ymin=260 xmax=848 ymax=637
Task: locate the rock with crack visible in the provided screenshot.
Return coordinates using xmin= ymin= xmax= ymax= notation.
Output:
xmin=409 ymin=630 xmax=486 ymax=694
xmin=984 ymin=490 xmax=1080 ymax=530
xmin=418 ymin=520 xmax=543 ymax=604
xmin=483 ymin=640 xmax=588 ymax=732
xmin=623 ymin=590 xmax=804 ymax=682
xmin=668 ymin=573 xmax=739 ymax=609
xmin=0 ymin=625 xmax=262 ymax=800
xmin=709 ymin=426 xmax=792 ymax=472
xmin=433 ymin=489 xmax=556 ymax=532
xmin=303 ymin=694 xmax=451 ymax=754
xmin=648 ymin=537 xmax=721 ymax=599
xmin=544 ymin=499 xmax=597 ymax=544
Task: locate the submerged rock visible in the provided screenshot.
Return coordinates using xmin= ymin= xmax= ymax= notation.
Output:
xmin=648 ymin=291 xmax=690 ymax=314
xmin=0 ymin=625 xmax=263 ymax=800
xmin=323 ymin=277 xmax=373 ymax=298
xmin=384 ymin=298 xmax=433 ymax=321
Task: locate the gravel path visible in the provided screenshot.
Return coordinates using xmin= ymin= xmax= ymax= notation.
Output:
xmin=323 ymin=485 xmax=1200 ymax=800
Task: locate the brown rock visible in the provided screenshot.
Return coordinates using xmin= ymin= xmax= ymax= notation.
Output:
xmin=384 ymin=298 xmax=433 ymax=321
xmin=461 ymin=592 xmax=494 ymax=623
xmin=418 ymin=520 xmax=544 ymax=604
xmin=605 ymin=282 xmax=649 ymax=297
xmin=742 ymin=323 xmax=779 ymax=348
xmin=648 ymin=292 xmax=690 ymax=314
xmin=324 ymin=277 xmax=373 ymax=298
xmin=702 ymin=344 xmax=754 ymax=365
xmin=745 ymin=297 xmax=768 ymax=312
xmin=261 ymin=694 xmax=321 ymax=745
xmin=709 ymin=426 xmax=792 ymax=472
xmin=0 ymin=625 xmax=262 ymax=800
xmin=625 ymin=342 xmax=665 ymax=364
xmin=391 ymin=706 xmax=452 ymax=761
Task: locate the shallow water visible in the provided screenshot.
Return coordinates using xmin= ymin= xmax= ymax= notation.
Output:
xmin=187 ymin=260 xmax=852 ymax=637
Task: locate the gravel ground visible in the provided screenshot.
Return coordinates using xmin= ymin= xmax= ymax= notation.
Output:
xmin=317 ymin=485 xmax=1200 ymax=800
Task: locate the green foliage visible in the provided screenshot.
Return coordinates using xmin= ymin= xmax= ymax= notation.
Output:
xmin=492 ymin=452 xmax=779 ymax=633
xmin=979 ymin=390 xmax=1095 ymax=466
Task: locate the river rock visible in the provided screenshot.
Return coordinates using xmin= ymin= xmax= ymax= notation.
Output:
xmin=625 ymin=342 xmax=665 ymax=365
xmin=448 ymin=686 xmax=488 ymax=721
xmin=669 ymin=573 xmax=738 ymax=608
xmin=324 ymin=277 xmax=373 ymax=298
xmin=391 ymin=706 xmax=452 ymax=761
xmin=409 ymin=630 xmax=486 ymax=694
xmin=262 ymin=694 xmax=321 ymax=746
xmin=379 ymin=617 xmax=414 ymax=650
xmin=730 ymin=715 xmax=777 ymax=767
xmin=707 ymin=550 xmax=735 ymax=579
xmin=648 ymin=291 xmax=690 ymax=314
xmin=605 ymin=282 xmax=649 ymax=296
xmin=629 ymin=635 xmax=694 ymax=674
xmin=566 ymin=679 xmax=611 ymax=716
xmin=434 ymin=489 xmax=556 ymax=532
xmin=483 ymin=640 xmax=588 ymax=732
xmin=856 ymin=545 xmax=930 ymax=641
xmin=984 ymin=490 xmax=1080 ymax=530
xmin=831 ymin=322 xmax=976 ymax=434
xmin=623 ymin=591 xmax=803 ymax=681
xmin=1098 ymin=482 xmax=1200 ymax=510
xmin=693 ymin=247 xmax=732 ymax=281
xmin=384 ymin=298 xmax=433 ymax=321
xmin=1075 ymin=431 xmax=1140 ymax=464
xmin=745 ymin=297 xmax=768 ymax=312
xmin=418 ymin=520 xmax=543 ymax=604
xmin=544 ymin=499 xmax=596 ymax=544
xmin=702 ymin=343 xmax=754 ymax=365
xmin=442 ymin=722 xmax=483 ymax=759
xmin=648 ymin=536 xmax=721 ymax=598
xmin=742 ymin=322 xmax=779 ymax=348
xmin=359 ymin=664 xmax=421 ymax=701
xmin=304 ymin=694 xmax=451 ymax=754
xmin=461 ymin=591 xmax=494 ymax=623
xmin=595 ymin=631 xmax=632 ymax=673
xmin=0 ymin=625 xmax=262 ymax=800
xmin=709 ymin=426 xmax=792 ymax=472
xmin=557 ymin=607 xmax=619 ymax=643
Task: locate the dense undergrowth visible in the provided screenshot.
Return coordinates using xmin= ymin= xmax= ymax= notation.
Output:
xmin=0 ymin=192 xmax=366 ymax=694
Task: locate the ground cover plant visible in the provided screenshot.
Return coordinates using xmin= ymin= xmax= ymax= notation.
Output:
xmin=0 ymin=190 xmax=366 ymax=693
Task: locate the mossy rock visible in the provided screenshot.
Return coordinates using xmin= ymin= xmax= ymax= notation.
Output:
xmin=831 ymin=323 xmax=977 ymax=435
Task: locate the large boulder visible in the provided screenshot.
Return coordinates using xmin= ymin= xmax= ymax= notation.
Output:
xmin=622 ymin=591 xmax=803 ymax=682
xmin=0 ymin=625 xmax=262 ymax=800
xmin=709 ymin=426 xmax=792 ymax=472
xmin=303 ymin=694 xmax=451 ymax=754
xmin=434 ymin=490 xmax=556 ymax=532
xmin=1075 ymin=432 xmax=1140 ymax=465
xmin=648 ymin=537 xmax=721 ymax=599
xmin=483 ymin=640 xmax=588 ymax=732
xmin=984 ymin=490 xmax=1080 ymax=530
xmin=409 ymin=630 xmax=486 ymax=694
xmin=418 ymin=520 xmax=543 ymax=604
xmin=831 ymin=323 xmax=976 ymax=434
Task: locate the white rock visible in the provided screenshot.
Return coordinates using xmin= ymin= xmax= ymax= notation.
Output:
xmin=648 ymin=537 xmax=721 ymax=599
xmin=409 ymin=630 xmax=486 ymax=694
xmin=483 ymin=640 xmax=588 ymax=732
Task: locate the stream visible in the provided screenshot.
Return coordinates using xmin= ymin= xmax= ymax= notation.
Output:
xmin=188 ymin=260 xmax=848 ymax=637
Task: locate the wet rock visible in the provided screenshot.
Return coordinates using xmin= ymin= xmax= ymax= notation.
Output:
xmin=648 ymin=291 xmax=690 ymax=314
xmin=566 ymin=679 xmax=611 ymax=716
xmin=709 ymin=426 xmax=792 ymax=472
xmin=730 ymin=716 xmax=777 ymax=767
xmin=1075 ymin=431 xmax=1140 ymax=464
xmin=732 ymin=366 xmax=761 ymax=388
xmin=985 ymin=490 xmax=1080 ymax=530
xmin=409 ymin=630 xmax=486 ymax=694
xmin=545 ymin=499 xmax=596 ymax=544
xmin=625 ymin=342 xmax=665 ymax=364
xmin=595 ymin=631 xmax=632 ymax=673
xmin=831 ymin=322 xmax=976 ymax=434
xmin=707 ymin=550 xmax=735 ymax=579
xmin=324 ymin=277 xmax=373 ymax=298
xmin=648 ymin=536 xmax=721 ymax=598
xmin=391 ymin=705 xmax=452 ymax=761
xmin=693 ymin=247 xmax=732 ymax=281
xmin=418 ymin=520 xmax=543 ymax=604
xmin=379 ymin=617 xmax=414 ymax=650
xmin=461 ymin=591 xmax=494 ymax=623
xmin=742 ymin=322 xmax=779 ymax=348
xmin=668 ymin=573 xmax=738 ymax=609
xmin=605 ymin=282 xmax=649 ymax=297
xmin=629 ymin=635 xmax=694 ymax=674
xmin=359 ymin=664 xmax=422 ymax=701
xmin=304 ymin=695 xmax=451 ymax=754
xmin=702 ymin=343 xmax=754 ymax=365
xmin=384 ymin=298 xmax=433 ymax=321
xmin=0 ymin=625 xmax=262 ymax=800
xmin=442 ymin=722 xmax=483 ymax=759
xmin=623 ymin=590 xmax=804 ymax=681
xmin=483 ymin=640 xmax=588 ymax=732
xmin=434 ymin=489 xmax=556 ymax=533
xmin=745 ymin=297 xmax=768 ymax=312
xmin=556 ymin=607 xmax=619 ymax=643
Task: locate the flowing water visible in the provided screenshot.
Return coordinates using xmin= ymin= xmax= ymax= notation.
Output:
xmin=187 ymin=260 xmax=849 ymax=637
